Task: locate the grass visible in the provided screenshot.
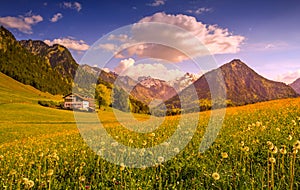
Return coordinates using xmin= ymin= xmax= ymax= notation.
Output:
xmin=0 ymin=73 xmax=299 ymax=189
xmin=0 ymin=72 xmax=61 ymax=104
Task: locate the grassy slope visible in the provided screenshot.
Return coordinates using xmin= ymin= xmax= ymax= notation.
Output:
xmin=0 ymin=72 xmax=61 ymax=104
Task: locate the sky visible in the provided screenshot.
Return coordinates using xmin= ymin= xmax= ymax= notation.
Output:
xmin=0 ymin=0 xmax=300 ymax=84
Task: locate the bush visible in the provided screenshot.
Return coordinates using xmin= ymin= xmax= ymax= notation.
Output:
xmin=38 ymin=100 xmax=63 ymax=108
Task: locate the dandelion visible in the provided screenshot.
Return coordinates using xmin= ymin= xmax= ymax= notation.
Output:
xmin=23 ymin=178 xmax=29 ymax=183
xmin=142 ymin=140 xmax=147 ymax=146
xmin=292 ymin=148 xmax=298 ymax=154
xmin=149 ymin=133 xmax=155 ymax=137
xmin=269 ymin=157 xmax=276 ymax=164
xmin=28 ymin=180 xmax=34 ymax=188
xmin=79 ymin=175 xmax=86 ymax=182
xmin=280 ymin=146 xmax=287 ymax=154
xmin=242 ymin=146 xmax=250 ymax=152
xmin=221 ymin=152 xmax=228 ymax=159
xmin=293 ymin=140 xmax=300 ymax=150
xmin=47 ymin=169 xmax=54 ymax=177
xmin=270 ymin=146 xmax=278 ymax=154
xmin=174 ymin=148 xmax=180 ymax=153
xmin=287 ymin=135 xmax=293 ymax=141
xmin=267 ymin=141 xmax=273 ymax=147
xmin=276 ymin=127 xmax=280 ymax=131
xmin=80 ymin=162 xmax=86 ymax=167
xmin=129 ymin=139 xmax=133 ymax=144
xmin=157 ymin=156 xmax=164 ymax=163
xmin=0 ymin=155 xmax=4 ymax=160
xmin=212 ymin=172 xmax=220 ymax=180
xmin=240 ymin=141 xmax=245 ymax=147
xmin=120 ymin=163 xmax=125 ymax=171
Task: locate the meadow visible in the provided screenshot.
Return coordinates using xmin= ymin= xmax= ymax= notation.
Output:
xmin=0 ymin=73 xmax=299 ymax=189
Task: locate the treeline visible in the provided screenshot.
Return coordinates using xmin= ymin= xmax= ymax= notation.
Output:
xmin=95 ymin=83 xmax=150 ymax=114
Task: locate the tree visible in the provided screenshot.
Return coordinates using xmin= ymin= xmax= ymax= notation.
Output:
xmin=95 ymin=84 xmax=111 ymax=109
xmin=112 ymin=86 xmax=130 ymax=112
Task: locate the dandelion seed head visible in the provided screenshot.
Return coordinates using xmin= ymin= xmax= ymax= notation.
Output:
xmin=174 ymin=148 xmax=180 ymax=153
xmin=157 ymin=156 xmax=164 ymax=163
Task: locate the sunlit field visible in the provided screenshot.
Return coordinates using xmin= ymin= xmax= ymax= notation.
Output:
xmin=0 ymin=96 xmax=299 ymax=189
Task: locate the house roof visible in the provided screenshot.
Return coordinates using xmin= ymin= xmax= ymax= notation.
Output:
xmin=63 ymin=93 xmax=91 ymax=101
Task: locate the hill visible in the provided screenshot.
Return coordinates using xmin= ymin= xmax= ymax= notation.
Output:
xmin=290 ymin=78 xmax=300 ymax=94
xmin=0 ymin=72 xmax=60 ymax=104
xmin=0 ymin=26 xmax=74 ymax=95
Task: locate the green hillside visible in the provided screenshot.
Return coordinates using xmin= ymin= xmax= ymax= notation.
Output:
xmin=0 ymin=72 xmax=61 ymax=104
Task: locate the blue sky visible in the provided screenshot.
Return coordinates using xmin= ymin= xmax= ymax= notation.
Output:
xmin=0 ymin=0 xmax=300 ymax=83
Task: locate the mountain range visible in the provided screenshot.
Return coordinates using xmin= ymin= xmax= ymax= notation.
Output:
xmin=0 ymin=25 xmax=299 ymax=114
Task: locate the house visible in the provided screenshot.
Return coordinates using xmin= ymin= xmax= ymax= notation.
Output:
xmin=63 ymin=93 xmax=95 ymax=111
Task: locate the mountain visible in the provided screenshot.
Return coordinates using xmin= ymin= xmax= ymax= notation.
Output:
xmin=168 ymin=72 xmax=200 ymax=92
xmin=164 ymin=59 xmax=298 ymax=110
xmin=290 ymin=78 xmax=300 ymax=94
xmin=0 ymin=26 xmax=74 ymax=95
xmin=80 ymin=65 xmax=177 ymax=105
xmin=19 ymin=40 xmax=78 ymax=82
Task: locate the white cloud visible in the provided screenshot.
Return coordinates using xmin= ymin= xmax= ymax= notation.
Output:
xmin=62 ymin=1 xmax=82 ymax=12
xmin=118 ymin=12 xmax=245 ymax=62
xmin=276 ymin=70 xmax=300 ymax=84
xmin=0 ymin=13 xmax=43 ymax=34
xmin=50 ymin=13 xmax=63 ymax=23
xmin=108 ymin=34 xmax=129 ymax=42
xmin=44 ymin=37 xmax=89 ymax=51
xmin=113 ymin=58 xmax=185 ymax=81
xmin=114 ymin=58 xmax=135 ymax=74
xmin=186 ymin=7 xmax=212 ymax=15
xmin=96 ymin=43 xmax=117 ymax=51
xmin=147 ymin=0 xmax=166 ymax=7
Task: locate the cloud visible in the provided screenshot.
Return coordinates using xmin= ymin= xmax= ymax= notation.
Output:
xmin=114 ymin=58 xmax=135 ymax=74
xmin=96 ymin=43 xmax=117 ymax=51
xmin=276 ymin=70 xmax=300 ymax=84
xmin=0 ymin=13 xmax=43 ymax=34
xmin=147 ymin=0 xmax=166 ymax=7
xmin=44 ymin=37 xmax=89 ymax=51
xmin=186 ymin=7 xmax=212 ymax=15
xmin=50 ymin=13 xmax=63 ymax=23
xmin=108 ymin=34 xmax=129 ymax=42
xmin=113 ymin=58 xmax=185 ymax=81
xmin=113 ymin=12 xmax=245 ymax=62
xmin=243 ymin=41 xmax=290 ymax=52
xmin=62 ymin=1 xmax=82 ymax=12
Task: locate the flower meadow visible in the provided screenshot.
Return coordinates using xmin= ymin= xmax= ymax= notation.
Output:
xmin=0 ymin=98 xmax=299 ymax=189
